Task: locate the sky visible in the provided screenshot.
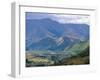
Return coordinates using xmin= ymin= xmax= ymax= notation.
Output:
xmin=26 ymin=12 xmax=90 ymax=25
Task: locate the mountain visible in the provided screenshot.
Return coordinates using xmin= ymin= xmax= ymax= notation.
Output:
xmin=26 ymin=36 xmax=81 ymax=51
xmin=26 ymin=18 xmax=89 ymax=51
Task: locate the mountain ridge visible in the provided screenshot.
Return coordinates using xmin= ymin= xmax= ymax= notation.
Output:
xmin=26 ymin=18 xmax=89 ymax=51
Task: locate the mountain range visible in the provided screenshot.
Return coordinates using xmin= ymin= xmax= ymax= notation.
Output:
xmin=26 ymin=18 xmax=89 ymax=51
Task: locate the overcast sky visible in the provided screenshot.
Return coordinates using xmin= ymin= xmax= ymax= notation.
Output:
xmin=26 ymin=12 xmax=90 ymax=25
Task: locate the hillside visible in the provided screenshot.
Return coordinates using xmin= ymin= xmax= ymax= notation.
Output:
xmin=56 ymin=41 xmax=89 ymax=65
xmin=26 ymin=18 xmax=89 ymax=51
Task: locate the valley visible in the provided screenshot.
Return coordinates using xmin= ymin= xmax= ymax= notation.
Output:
xmin=26 ymin=41 xmax=89 ymax=67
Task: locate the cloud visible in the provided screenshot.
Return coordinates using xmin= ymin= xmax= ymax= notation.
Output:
xmin=26 ymin=12 xmax=89 ymax=25
xmin=50 ymin=14 xmax=90 ymax=25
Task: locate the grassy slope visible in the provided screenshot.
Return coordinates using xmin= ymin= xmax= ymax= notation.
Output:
xmin=59 ymin=41 xmax=89 ymax=65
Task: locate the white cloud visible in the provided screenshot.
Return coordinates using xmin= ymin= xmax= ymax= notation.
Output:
xmin=50 ymin=14 xmax=90 ymax=25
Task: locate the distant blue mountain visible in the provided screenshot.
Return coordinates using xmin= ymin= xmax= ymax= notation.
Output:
xmin=26 ymin=18 xmax=89 ymax=51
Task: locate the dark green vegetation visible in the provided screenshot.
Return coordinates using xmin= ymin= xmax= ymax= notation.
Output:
xmin=26 ymin=40 xmax=89 ymax=67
